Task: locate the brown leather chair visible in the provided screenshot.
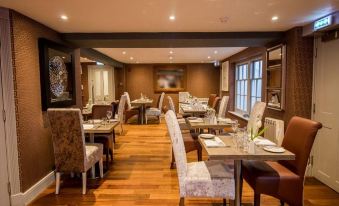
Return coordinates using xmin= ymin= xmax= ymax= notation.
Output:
xmin=212 ymin=97 xmax=221 ymax=111
xmin=91 ymin=105 xmax=115 ymax=167
xmin=242 ymin=116 xmax=322 ymax=206
xmin=171 ymin=132 xmax=202 ymax=169
xmin=207 ymin=94 xmax=218 ymax=107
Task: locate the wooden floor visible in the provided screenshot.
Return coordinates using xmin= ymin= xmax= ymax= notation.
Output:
xmin=30 ymin=119 xmax=339 ymax=206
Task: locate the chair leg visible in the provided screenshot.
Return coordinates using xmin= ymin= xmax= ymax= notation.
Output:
xmin=223 ymin=199 xmax=226 ymax=206
xmin=197 ymin=148 xmax=202 ymax=161
xmin=280 ymin=200 xmax=285 ymax=206
xmin=112 ymin=129 xmax=116 ymax=144
xmin=170 ymin=149 xmax=176 ymax=169
xmin=82 ymin=172 xmax=87 ymax=195
xmin=145 ymin=115 xmax=148 ymax=124
xmin=120 ymin=123 xmax=124 ymax=134
xmin=55 ymin=172 xmax=61 ymax=194
xmin=254 ymin=193 xmax=261 ymax=206
xmin=158 ymin=116 xmax=161 ymax=123
xmin=99 ymin=158 xmax=104 ymax=178
xmin=179 ymin=197 xmax=185 ymax=206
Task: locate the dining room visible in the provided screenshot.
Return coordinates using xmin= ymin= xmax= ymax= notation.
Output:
xmin=0 ymin=1 xmax=339 ymax=206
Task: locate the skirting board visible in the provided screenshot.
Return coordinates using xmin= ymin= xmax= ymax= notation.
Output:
xmin=11 ymin=171 xmax=55 ymax=206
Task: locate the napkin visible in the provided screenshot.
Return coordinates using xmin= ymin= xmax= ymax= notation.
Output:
xmin=189 ymin=118 xmax=204 ymax=123
xmin=109 ymin=119 xmax=119 ymax=123
xmin=217 ymin=118 xmax=233 ymax=124
xmin=253 ymin=137 xmax=276 ymax=146
xmin=204 ymin=137 xmax=226 ymax=147
xmin=83 ymin=124 xmax=94 ymax=130
xmin=92 ymin=119 xmax=102 ymax=124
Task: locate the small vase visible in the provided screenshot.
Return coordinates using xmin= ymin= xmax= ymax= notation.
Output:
xmin=248 ymin=140 xmax=256 ymax=154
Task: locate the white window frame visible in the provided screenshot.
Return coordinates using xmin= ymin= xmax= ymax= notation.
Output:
xmin=235 ymin=58 xmax=263 ymax=114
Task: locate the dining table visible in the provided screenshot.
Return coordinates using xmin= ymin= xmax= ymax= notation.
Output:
xmin=83 ymin=120 xmax=120 ymax=178
xmin=131 ymin=98 xmax=153 ymax=124
xmin=198 ymin=135 xmax=295 ymax=206
xmin=180 ymin=104 xmax=207 ymax=117
xmin=186 ymin=117 xmax=235 ymax=130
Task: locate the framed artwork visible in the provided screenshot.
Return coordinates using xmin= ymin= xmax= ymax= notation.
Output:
xmin=38 ymin=38 xmax=76 ymax=111
xmin=221 ymin=61 xmax=229 ymax=91
xmin=153 ymin=66 xmax=186 ymax=93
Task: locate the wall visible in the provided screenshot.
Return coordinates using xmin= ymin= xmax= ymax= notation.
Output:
xmin=10 ymin=11 xmax=81 ymax=192
xmin=224 ymin=27 xmax=314 ymax=127
xmin=125 ymin=64 xmax=220 ymax=111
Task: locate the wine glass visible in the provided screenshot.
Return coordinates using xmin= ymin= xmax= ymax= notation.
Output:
xmin=231 ymin=120 xmax=239 ymax=134
xmin=106 ymin=110 xmax=112 ymax=122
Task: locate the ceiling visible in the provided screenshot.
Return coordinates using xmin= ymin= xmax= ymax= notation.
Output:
xmin=95 ymin=47 xmax=246 ymax=64
xmin=1 ymin=0 xmax=338 ymax=32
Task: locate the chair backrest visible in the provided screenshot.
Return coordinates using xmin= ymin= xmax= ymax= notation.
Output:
xmin=207 ymin=94 xmax=217 ymax=107
xmin=124 ymin=92 xmax=132 ymax=110
xmin=167 ymin=96 xmax=176 ymax=112
xmin=158 ymin=92 xmax=165 ymax=110
xmin=212 ymin=97 xmax=221 ymax=111
xmin=92 ymin=105 xmax=113 ymax=119
xmin=247 ymin=102 xmax=266 ymax=134
xmin=47 ymin=108 xmax=86 ymax=173
xmin=118 ymin=94 xmax=127 ymax=122
xmin=279 ymin=116 xmax=322 ymax=177
xmin=179 ymin=92 xmax=190 ymax=102
xmin=218 ymin=96 xmax=229 ymax=118
xmin=111 ymin=100 xmax=119 ymax=118
xmin=165 ymin=110 xmax=187 ymax=195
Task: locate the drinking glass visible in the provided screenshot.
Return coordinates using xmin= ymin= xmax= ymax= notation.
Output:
xmin=106 ymin=110 xmax=112 ymax=121
xmin=231 ymin=120 xmax=239 ymax=134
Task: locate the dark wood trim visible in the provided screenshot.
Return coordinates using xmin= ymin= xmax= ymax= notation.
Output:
xmin=80 ymin=48 xmax=124 ymax=68
xmin=61 ymin=32 xmax=284 ymax=48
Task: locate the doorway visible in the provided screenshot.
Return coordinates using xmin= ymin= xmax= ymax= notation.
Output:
xmin=312 ymin=36 xmax=339 ymax=192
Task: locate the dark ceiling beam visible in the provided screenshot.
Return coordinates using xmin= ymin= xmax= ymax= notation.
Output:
xmin=80 ymin=48 xmax=124 ymax=68
xmin=61 ymin=32 xmax=284 ymax=48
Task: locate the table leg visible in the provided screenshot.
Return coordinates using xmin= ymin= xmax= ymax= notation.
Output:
xmin=234 ymin=160 xmax=242 ymax=206
xmin=89 ymin=133 xmax=96 ymax=179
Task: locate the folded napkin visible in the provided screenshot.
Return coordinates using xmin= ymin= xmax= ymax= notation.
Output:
xmin=83 ymin=124 xmax=94 ymax=130
xmin=204 ymin=137 xmax=226 ymax=147
xmin=109 ymin=119 xmax=118 ymax=123
xmin=254 ymin=137 xmax=276 ymax=146
xmin=189 ymin=118 xmax=204 ymax=123
xmin=217 ymin=118 xmax=233 ymax=124
xmin=92 ymin=119 xmax=102 ymax=124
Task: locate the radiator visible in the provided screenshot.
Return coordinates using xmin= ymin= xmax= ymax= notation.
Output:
xmin=264 ymin=117 xmax=284 ymax=146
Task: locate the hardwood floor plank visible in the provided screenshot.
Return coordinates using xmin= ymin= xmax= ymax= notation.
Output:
xmin=30 ymin=120 xmax=339 ymax=206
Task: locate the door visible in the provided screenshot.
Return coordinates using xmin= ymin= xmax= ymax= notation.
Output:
xmin=0 ymin=50 xmax=11 ymax=205
xmin=88 ymin=65 xmax=115 ymax=104
xmin=312 ymin=37 xmax=339 ymax=192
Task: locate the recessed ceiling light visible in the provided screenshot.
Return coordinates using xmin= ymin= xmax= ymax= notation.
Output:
xmin=214 ymin=50 xmax=218 ymax=54
xmin=62 ymin=56 xmax=65 ymax=59
xmin=60 ymin=15 xmax=68 ymax=20
xmin=169 ymin=50 xmax=174 ymax=54
xmin=169 ymin=15 xmax=176 ymax=21
xmin=169 ymin=56 xmax=173 ymax=60
xmin=130 ymin=57 xmax=134 ymax=60
xmin=271 ymin=16 xmax=279 ymax=21
xmin=207 ymin=56 xmax=211 ymax=59
xmin=122 ymin=51 xmax=126 ymax=55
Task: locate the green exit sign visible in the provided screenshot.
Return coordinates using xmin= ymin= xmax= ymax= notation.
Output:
xmin=314 ymin=15 xmax=332 ymax=30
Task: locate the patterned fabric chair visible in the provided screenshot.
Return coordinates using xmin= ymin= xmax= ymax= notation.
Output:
xmin=117 ymin=94 xmax=127 ymax=133
xmin=145 ymin=92 xmax=165 ymax=124
xmin=247 ymin=102 xmax=266 ymax=135
xmin=165 ymin=110 xmax=235 ymax=205
xmin=217 ymin=96 xmax=229 ymax=118
xmin=124 ymin=92 xmax=140 ymax=123
xmin=47 ymin=108 xmax=104 ymax=195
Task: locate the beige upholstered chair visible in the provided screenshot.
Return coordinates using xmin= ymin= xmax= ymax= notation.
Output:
xmin=165 ymin=110 xmax=235 ymax=205
xmin=47 ymin=108 xmax=103 ymax=195
xmin=247 ymin=102 xmax=266 ymax=135
xmin=218 ymin=96 xmax=229 ymax=118
xmin=145 ymin=92 xmax=165 ymax=124
xmin=117 ymin=94 xmax=127 ymax=133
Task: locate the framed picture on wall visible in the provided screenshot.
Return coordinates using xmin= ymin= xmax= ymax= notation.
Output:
xmin=153 ymin=66 xmax=186 ymax=93
xmin=38 ymin=38 xmax=76 ymax=111
xmin=221 ymin=61 xmax=229 ymax=91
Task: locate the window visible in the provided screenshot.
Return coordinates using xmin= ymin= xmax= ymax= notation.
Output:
xmin=235 ymin=59 xmax=263 ymax=114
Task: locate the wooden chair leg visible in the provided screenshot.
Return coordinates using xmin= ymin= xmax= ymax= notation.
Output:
xmin=99 ymin=158 xmax=104 ymax=178
xmin=254 ymin=193 xmax=261 ymax=206
xmin=179 ymin=197 xmax=185 ymax=206
xmin=55 ymin=172 xmax=61 ymax=194
xmin=170 ymin=149 xmax=176 ymax=169
xmin=112 ymin=129 xmax=116 ymax=144
xmin=82 ymin=172 xmax=87 ymax=195
xmin=223 ymin=199 xmax=226 ymax=206
xmin=197 ymin=148 xmax=202 ymax=161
